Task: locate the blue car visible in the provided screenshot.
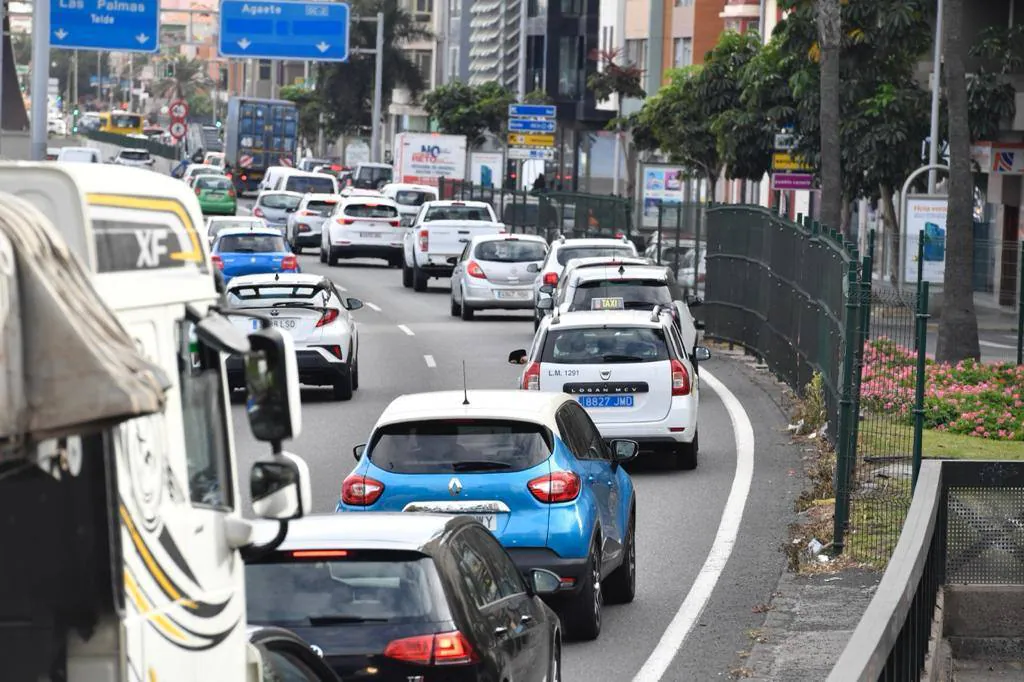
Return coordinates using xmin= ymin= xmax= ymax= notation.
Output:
xmin=336 ymin=390 xmax=640 ymax=641
xmin=211 ymin=226 xmax=300 ymax=283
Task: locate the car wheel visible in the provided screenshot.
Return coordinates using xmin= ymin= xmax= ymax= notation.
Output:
xmin=549 ymin=635 xmax=562 ymax=682
xmin=352 ymin=358 xmax=359 ymax=390
xmin=319 ymin=245 xmax=327 ymax=263
xmin=327 ymin=246 xmax=339 ymax=267
xmin=564 ymin=539 xmax=602 ymax=641
xmin=450 ymin=293 xmax=461 ymax=317
xmin=604 ymin=510 xmax=636 ymax=604
xmin=675 ymin=430 xmax=698 ymax=470
xmin=460 ymin=291 xmax=474 ymax=321
xmin=412 ymin=263 xmax=428 ymax=292
xmin=332 ymin=367 xmax=354 ymax=401
xmin=402 ymin=260 xmax=413 ymax=288
xmin=389 ymin=255 xmax=402 ymax=268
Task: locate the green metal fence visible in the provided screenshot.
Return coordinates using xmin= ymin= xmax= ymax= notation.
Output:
xmin=648 ymin=203 xmax=709 ymax=281
xmin=437 ymin=179 xmax=634 ymax=242
xmin=82 ymin=129 xmax=179 ymax=160
xmin=702 ymin=206 xmax=929 ymax=563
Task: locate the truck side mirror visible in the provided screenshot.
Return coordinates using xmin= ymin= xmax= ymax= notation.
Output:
xmin=250 ymin=456 xmax=310 ymax=520
xmin=244 ymin=327 xmax=302 ymax=444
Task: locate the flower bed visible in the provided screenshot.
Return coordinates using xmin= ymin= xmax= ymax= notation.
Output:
xmin=860 ymin=337 xmax=1024 ymax=441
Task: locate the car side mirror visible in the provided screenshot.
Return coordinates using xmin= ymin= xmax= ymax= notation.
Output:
xmin=610 ymin=439 xmax=639 ymax=463
xmin=446 ymin=256 xmax=459 ymax=265
xmin=286 ymin=207 xmax=297 ymax=213
xmin=529 ymin=569 xmax=562 ymax=596
xmin=536 ymin=298 xmax=553 ymax=310
xmin=526 ymin=263 xmax=539 ymax=273
xmin=345 ymin=297 xmax=363 ymax=311
xmin=353 ymin=443 xmax=366 ymax=461
xmin=693 ymin=346 xmax=712 ymax=362
xmin=695 ymin=320 xmax=706 ymax=331
xmin=244 ymin=327 xmax=302 ymax=443
xmin=539 ymin=284 xmax=554 ymax=295
xmin=508 ymin=349 xmax=528 ymax=365
xmin=250 ymin=457 xmax=310 ymax=520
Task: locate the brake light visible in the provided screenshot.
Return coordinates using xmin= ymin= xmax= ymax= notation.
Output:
xmin=522 ymin=361 xmax=540 ymax=390
xmin=671 ymin=358 xmax=691 ymax=396
xmin=316 ymin=308 xmax=340 ymax=327
xmin=336 ymin=217 xmax=355 ymax=225
xmin=388 ymin=219 xmax=400 ymax=227
xmin=543 ymin=272 xmax=559 ymax=287
xmin=253 ymin=206 xmax=264 ymax=217
xmin=418 ymin=229 xmax=429 ymax=252
xmin=240 ymin=174 xmax=248 ymax=181
xmin=195 ymin=187 xmax=201 ymax=195
xmin=341 ymin=474 xmax=385 ymax=506
xmin=300 ymin=209 xmax=316 ymax=216
xmin=211 ymin=254 xmax=224 ymax=270
xmin=228 ymin=188 xmax=236 ymax=198
xmin=384 ymin=631 xmax=476 ymax=666
xmin=528 ymin=471 xmax=581 ymax=503
xmin=467 ymin=260 xmax=486 ymax=279
xmin=226 ymin=172 xmax=233 ymax=180
xmin=281 ymin=255 xmax=298 ymax=271
xmin=291 ymin=550 xmax=348 ymax=558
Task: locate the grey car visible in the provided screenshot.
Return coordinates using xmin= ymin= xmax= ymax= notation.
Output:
xmin=449 ymin=233 xmax=548 ymax=321
xmin=286 ymin=193 xmax=340 ymax=253
xmin=253 ymin=190 xmax=303 ymax=233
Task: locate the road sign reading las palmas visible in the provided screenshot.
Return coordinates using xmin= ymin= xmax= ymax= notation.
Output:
xmin=51 ymin=0 xmax=160 ymax=52
xmin=219 ymin=0 xmax=351 ymax=61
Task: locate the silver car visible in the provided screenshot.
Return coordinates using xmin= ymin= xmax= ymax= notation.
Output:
xmin=286 ymin=193 xmax=340 ymax=254
xmin=253 ymin=190 xmax=303 ymax=233
xmin=449 ymin=234 xmax=548 ymax=321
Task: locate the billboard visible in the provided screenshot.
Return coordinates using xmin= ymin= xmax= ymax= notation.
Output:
xmin=903 ymin=197 xmax=947 ymax=284
xmin=470 ymin=152 xmax=504 ymax=188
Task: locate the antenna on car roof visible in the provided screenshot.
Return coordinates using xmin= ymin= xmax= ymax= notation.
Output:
xmin=618 ymin=264 xmax=626 ymax=276
xmin=462 ymin=360 xmax=470 ymax=405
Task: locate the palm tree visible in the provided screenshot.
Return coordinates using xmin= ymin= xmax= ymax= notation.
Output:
xmin=935 ymin=0 xmax=981 ymax=363
xmin=154 ymin=54 xmax=213 ymax=102
xmin=816 ymin=0 xmax=842 ymax=233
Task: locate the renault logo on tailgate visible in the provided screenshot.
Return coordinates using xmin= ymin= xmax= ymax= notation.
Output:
xmin=600 ymin=370 xmax=611 ymax=380
xmin=448 ymin=478 xmax=463 ymax=496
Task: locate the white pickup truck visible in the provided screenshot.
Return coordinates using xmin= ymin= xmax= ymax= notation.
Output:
xmin=402 ymin=199 xmax=505 ymax=291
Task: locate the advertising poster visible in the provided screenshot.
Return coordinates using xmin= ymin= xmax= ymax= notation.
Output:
xmin=641 ymin=166 xmax=686 ymax=227
xmin=470 ymin=152 xmax=504 ymax=188
xmin=904 ymin=197 xmax=947 ymax=284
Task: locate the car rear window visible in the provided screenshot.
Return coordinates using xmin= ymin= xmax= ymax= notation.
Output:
xmin=345 ymin=203 xmax=398 ymax=218
xmin=570 ymin=279 xmax=673 ymax=311
xmin=246 ymin=551 xmax=446 ymax=627
xmin=394 ymin=190 xmax=434 ymax=206
xmin=209 ymin=220 xmax=261 ymax=236
xmin=216 ymin=234 xmax=287 ymax=253
xmin=368 ymin=419 xmax=552 ymax=474
xmin=556 ymin=246 xmax=635 ymax=266
xmin=305 ymin=199 xmax=337 ymax=216
xmin=197 ymin=176 xmax=233 ymax=190
xmin=260 ymin=193 xmax=301 ymax=210
xmin=286 ymin=175 xmax=335 ymax=194
xmin=423 ymin=205 xmax=491 ymax=222
xmin=358 ymin=166 xmax=392 ymax=182
xmin=60 ymin=149 xmax=97 ymax=162
xmin=541 ymin=327 xmax=670 ymax=364
xmin=120 ymin=150 xmax=150 ymax=161
xmin=474 ymin=240 xmax=546 ymax=263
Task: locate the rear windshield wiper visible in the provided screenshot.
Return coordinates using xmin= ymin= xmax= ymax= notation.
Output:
xmin=308 ymin=616 xmax=390 ymax=625
xmin=231 ymin=247 xmax=256 ymax=253
xmin=601 ymin=354 xmax=646 ymax=363
xmin=271 ymin=301 xmax=321 ymax=309
xmin=451 ymin=460 xmax=512 ymax=472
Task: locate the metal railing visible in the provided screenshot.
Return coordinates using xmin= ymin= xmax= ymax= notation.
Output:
xmin=829 ymin=458 xmax=1024 ymax=681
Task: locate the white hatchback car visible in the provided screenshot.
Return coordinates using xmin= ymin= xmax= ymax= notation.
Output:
xmin=449 ymin=233 xmax=548 ymax=320
xmin=286 ymin=193 xmax=340 ymax=253
xmin=509 ymin=308 xmax=711 ymax=469
xmin=204 ymin=216 xmax=267 ymax=247
xmin=224 ymin=273 xmax=364 ymax=400
xmin=320 ymin=195 xmax=403 ymax=267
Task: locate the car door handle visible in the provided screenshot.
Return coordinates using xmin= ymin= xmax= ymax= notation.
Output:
xmin=520 ymin=614 xmax=533 ymax=624
xmin=494 ymin=626 xmax=509 ymax=636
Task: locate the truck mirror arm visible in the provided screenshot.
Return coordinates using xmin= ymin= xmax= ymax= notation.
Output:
xmin=239 ymin=520 xmax=290 ymax=563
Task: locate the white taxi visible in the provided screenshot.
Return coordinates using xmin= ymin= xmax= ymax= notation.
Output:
xmin=509 ymin=305 xmax=711 ymax=470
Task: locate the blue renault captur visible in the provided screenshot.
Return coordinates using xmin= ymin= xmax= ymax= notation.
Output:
xmin=336 ymin=389 xmax=639 ymax=641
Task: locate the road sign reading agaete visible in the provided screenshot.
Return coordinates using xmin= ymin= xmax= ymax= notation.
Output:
xmin=218 ymin=0 xmax=352 ymax=62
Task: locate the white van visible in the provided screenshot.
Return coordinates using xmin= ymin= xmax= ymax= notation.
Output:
xmin=57 ymin=146 xmax=102 ymax=163
xmin=380 ymin=182 xmax=438 ymax=227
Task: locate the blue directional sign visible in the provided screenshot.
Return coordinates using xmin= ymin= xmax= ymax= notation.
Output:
xmin=50 ymin=0 xmax=160 ymax=52
xmin=509 ymin=104 xmax=557 ymax=119
xmin=219 ymin=0 xmax=351 ymax=62
xmin=508 ymin=118 xmax=556 ymax=133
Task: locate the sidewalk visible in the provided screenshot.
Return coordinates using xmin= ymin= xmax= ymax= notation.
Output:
xmin=926 ymin=303 xmax=1019 ymax=333
xmin=738 ymin=569 xmax=880 ymax=680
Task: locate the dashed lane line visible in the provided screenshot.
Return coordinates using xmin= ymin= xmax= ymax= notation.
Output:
xmin=424 ymin=355 xmax=437 ymax=368
xmin=364 ymin=301 xmax=382 ymax=312
xmin=398 ymin=324 xmax=415 ymax=336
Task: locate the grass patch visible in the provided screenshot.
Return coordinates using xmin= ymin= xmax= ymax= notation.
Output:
xmin=858 ymin=417 xmax=1024 ymax=461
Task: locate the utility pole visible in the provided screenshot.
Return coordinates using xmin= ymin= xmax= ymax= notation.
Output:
xmin=0 ymin=0 xmax=6 ymax=157
xmin=353 ymin=13 xmax=385 ymax=163
xmin=927 ymin=0 xmax=944 ymax=194
xmin=72 ymin=51 xmax=79 ymax=110
xmin=29 ymin=0 xmax=50 ymax=160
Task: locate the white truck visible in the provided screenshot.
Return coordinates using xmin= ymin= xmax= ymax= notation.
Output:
xmin=0 ymin=163 xmax=332 ymax=681
xmin=392 ymin=132 xmax=468 ymax=187
xmin=401 ymin=199 xmax=505 ymax=291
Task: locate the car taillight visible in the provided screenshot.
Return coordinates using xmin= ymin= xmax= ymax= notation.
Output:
xmin=336 ymin=217 xmax=355 ymax=225
xmin=226 ymin=172 xmax=233 ymax=180
xmin=522 ymin=361 xmax=540 ymax=390
xmin=543 ymin=272 xmax=558 ymax=287
xmin=341 ymin=474 xmax=384 ymax=506
xmin=671 ymin=358 xmax=691 ymax=396
xmin=281 ymin=255 xmax=298 ymax=271
xmin=467 ymin=260 xmax=486 ymax=279
xmin=211 ymin=254 xmax=224 ymax=270
xmin=240 ymin=174 xmax=248 ymax=181
xmin=383 ymin=631 xmax=476 ymax=666
xmin=253 ymin=207 xmax=264 ymax=217
xmin=528 ymin=471 xmax=581 ymax=503
xmin=388 ymin=219 xmax=400 ymax=227
xmin=194 ymin=187 xmax=201 ymax=195
xmin=418 ymin=229 xmax=429 ymax=252
xmin=228 ymin=188 xmax=236 ymax=198
xmin=315 ymin=308 xmax=340 ymax=327
xmin=300 ymin=209 xmax=316 ymax=216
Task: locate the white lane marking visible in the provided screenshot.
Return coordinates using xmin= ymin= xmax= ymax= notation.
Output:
xmin=632 ymin=368 xmax=755 ymax=682
xmin=979 ymin=339 xmax=1016 ymax=350
xmin=424 ymin=354 xmax=437 ymax=368
xmin=335 ymin=284 xmax=348 ymax=292
xmin=364 ymin=301 xmax=381 ymax=312
xmin=398 ymin=324 xmax=415 ymax=336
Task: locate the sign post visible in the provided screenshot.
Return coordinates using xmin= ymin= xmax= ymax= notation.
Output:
xmin=506 ymin=104 xmax=557 ymax=189
xmin=169 ymin=99 xmax=189 ymax=144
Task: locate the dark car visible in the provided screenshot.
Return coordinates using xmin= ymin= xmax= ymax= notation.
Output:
xmin=245 ymin=513 xmax=563 ymax=682
xmin=248 ymin=626 xmax=344 ymax=681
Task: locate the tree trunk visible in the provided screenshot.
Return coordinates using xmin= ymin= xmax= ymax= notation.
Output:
xmin=878 ymin=183 xmax=900 ymax=284
xmin=816 ymin=0 xmax=843 ymax=233
xmin=936 ymin=0 xmax=980 ymax=363
xmin=840 ymin=192 xmax=852 ymax=240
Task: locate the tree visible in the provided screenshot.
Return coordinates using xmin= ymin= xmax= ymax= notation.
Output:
xmin=523 ymin=89 xmax=553 ymax=104
xmin=12 ymin=34 xmax=92 ymax=108
xmin=422 ymin=81 xmax=514 ymax=146
xmin=935 ymin=0 xmax=980 ymax=363
xmin=587 ymin=48 xmax=646 ymax=197
xmin=816 ymin=0 xmax=842 ymax=234
xmin=154 ymin=54 xmax=212 ymax=102
xmin=279 ymin=84 xmax=322 ymax=144
xmin=316 ymin=0 xmax=431 ymax=137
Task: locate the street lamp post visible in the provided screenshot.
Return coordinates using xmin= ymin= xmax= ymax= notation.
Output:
xmin=352 ymin=13 xmax=385 ymax=163
xmin=29 ymin=0 xmax=51 ymax=160
xmin=927 ymin=0 xmax=944 ymax=194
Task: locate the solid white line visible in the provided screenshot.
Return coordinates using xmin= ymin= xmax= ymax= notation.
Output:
xmin=632 ymin=368 xmax=756 ymax=682
xmin=979 ymin=339 xmax=1016 ymax=350
xmin=364 ymin=301 xmax=381 ymax=312
xmin=423 ymin=354 xmax=437 ymax=368
xmin=398 ymin=324 xmax=415 ymax=336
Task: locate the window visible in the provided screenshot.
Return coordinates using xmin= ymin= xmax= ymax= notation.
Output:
xmin=394 ymin=190 xmax=435 ymax=206
xmin=556 ymin=245 xmax=635 ymax=266
xmin=541 ymin=326 xmax=671 ymax=364
xmin=467 ymin=527 xmax=527 ymax=598
xmin=423 ymin=205 xmax=491 ymax=221
xmin=111 ymin=113 xmax=141 ymax=129
xmin=259 ymin=193 xmax=302 ymax=210
xmin=344 ymin=203 xmax=399 ymax=219
xmin=558 ymin=36 xmax=583 ymax=97
xmin=453 ymin=535 xmax=501 ymax=607
xmin=448 ymin=46 xmax=460 ymax=78
xmin=178 ymin=320 xmax=233 ymax=509
xmin=448 ymin=0 xmax=460 ymax=18
xmin=675 ymin=0 xmax=693 ymax=5
xmin=284 ymin=175 xmax=335 ymax=194
xmin=119 ymin=150 xmax=150 ymax=161
xmin=527 ymin=0 xmax=539 ymax=16
xmin=560 ymin=0 xmax=582 ymax=15
xmin=411 ymin=50 xmax=433 ymax=85
xmin=673 ymin=37 xmax=692 ymax=67
xmin=215 ymin=234 xmax=288 ymax=253
xmin=570 ymin=278 xmax=674 ymax=311
xmin=196 ymin=176 xmax=233 ymax=190
xmin=258 ymin=60 xmax=271 ymax=80
xmin=414 ymin=0 xmax=433 ymax=13
xmin=473 ymin=239 xmax=547 ymax=263
xmin=303 ymin=199 xmax=338 ymax=216
xmin=556 ymin=403 xmax=606 ymax=460
xmin=625 ymin=39 xmax=647 ymax=70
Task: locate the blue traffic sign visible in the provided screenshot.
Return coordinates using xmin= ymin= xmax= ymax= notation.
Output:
xmin=219 ymin=0 xmax=351 ymax=62
xmin=51 ymin=0 xmax=160 ymax=52
xmin=509 ymin=104 xmax=557 ymax=119
xmin=508 ymin=118 xmax=556 ymax=133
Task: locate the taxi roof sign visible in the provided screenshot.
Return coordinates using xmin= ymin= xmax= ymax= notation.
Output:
xmin=591 ymin=297 xmax=625 ymax=311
